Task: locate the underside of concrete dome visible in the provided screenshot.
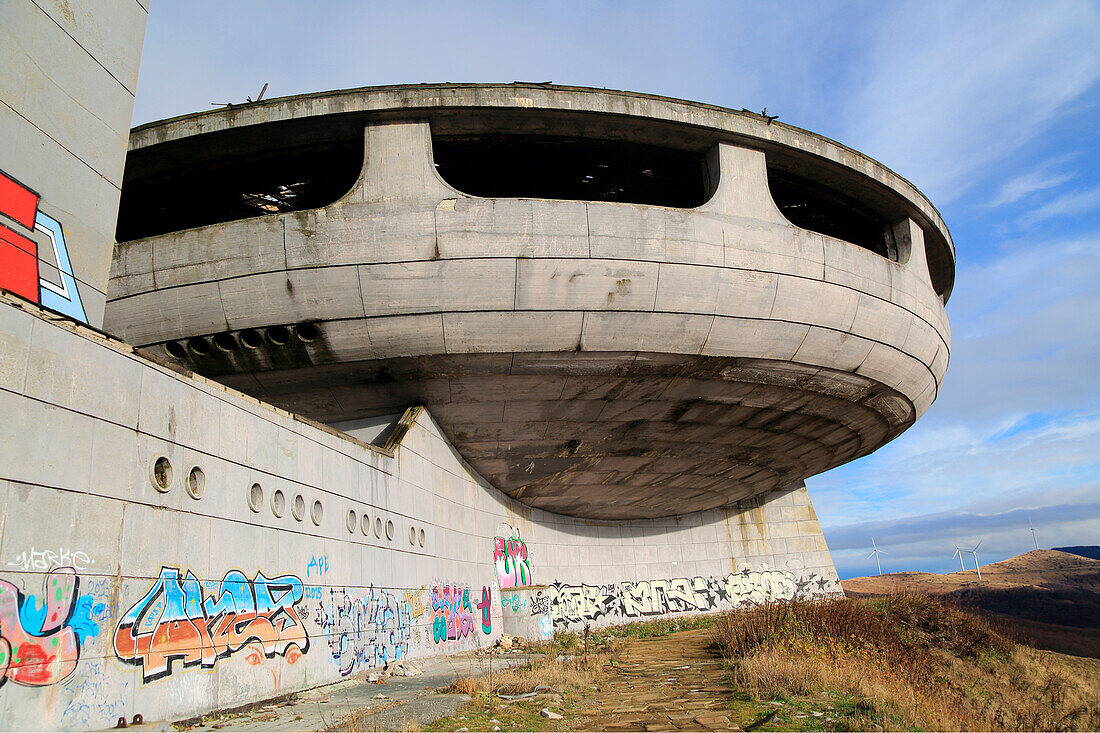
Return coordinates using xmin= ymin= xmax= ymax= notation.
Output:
xmin=105 ymin=83 xmax=954 ymax=520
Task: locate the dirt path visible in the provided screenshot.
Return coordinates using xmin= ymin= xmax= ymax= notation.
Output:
xmin=573 ymin=628 xmax=743 ymax=732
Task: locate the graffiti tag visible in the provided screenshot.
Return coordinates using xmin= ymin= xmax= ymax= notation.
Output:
xmin=317 ymin=585 xmax=411 ymax=676
xmin=113 ymin=566 xmax=308 ymax=682
xmin=7 ymin=547 xmax=93 ymax=572
xmin=0 ymin=567 xmax=102 ymax=686
xmin=550 ymin=567 xmax=831 ymax=628
xmin=493 ymin=525 xmax=532 ymax=589
xmin=430 ymin=583 xmax=476 ymax=644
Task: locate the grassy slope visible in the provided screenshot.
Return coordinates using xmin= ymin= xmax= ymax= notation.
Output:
xmin=716 ymin=595 xmax=1100 ymax=731
xmin=843 ymin=549 xmax=1100 ymax=659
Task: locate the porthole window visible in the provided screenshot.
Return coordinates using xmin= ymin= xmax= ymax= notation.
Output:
xmin=346 ymin=510 xmax=357 ymax=533
xmin=185 ymin=466 xmax=205 ymax=499
xmin=240 ymin=329 xmax=263 ymax=349
xmin=213 ymin=332 xmax=238 ymax=352
xmin=266 ymin=325 xmax=290 ymax=345
xmin=385 ymin=520 xmax=394 ymax=541
xmin=374 ymin=517 xmax=383 ymax=538
xmin=164 ymin=341 xmax=186 ymax=360
xmin=272 ymin=489 xmax=285 ymax=518
xmin=292 ymin=494 xmax=305 ymax=521
xmin=361 ymin=513 xmax=371 ymax=536
xmin=187 ymin=337 xmax=210 ymax=356
xmin=419 ymin=528 xmax=426 ymax=547
xmin=311 ymin=500 xmax=323 ymax=526
xmin=248 ymin=483 xmax=263 ymax=512
xmin=151 ymin=456 xmax=173 ymax=493
xmin=409 ymin=526 xmax=416 ymax=545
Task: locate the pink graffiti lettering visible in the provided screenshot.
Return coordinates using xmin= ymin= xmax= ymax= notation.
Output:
xmin=430 ymin=583 xmax=476 ymax=644
xmin=493 ymin=533 xmax=532 ymax=588
xmin=0 ymin=567 xmax=101 ymax=686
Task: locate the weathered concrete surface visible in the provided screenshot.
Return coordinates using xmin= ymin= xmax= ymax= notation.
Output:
xmin=125 ymin=649 xmax=535 ymax=732
xmin=106 ymin=114 xmax=952 ymax=519
xmin=0 ymin=295 xmax=839 ymax=729
xmin=0 ymin=0 xmax=147 ymax=326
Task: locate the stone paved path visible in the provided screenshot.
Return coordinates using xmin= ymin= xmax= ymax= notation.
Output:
xmin=573 ymin=628 xmax=742 ymax=732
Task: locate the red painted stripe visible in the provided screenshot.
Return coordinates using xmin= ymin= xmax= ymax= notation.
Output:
xmin=0 ymin=171 xmax=39 ymax=230
xmin=0 ymin=224 xmax=40 ymax=303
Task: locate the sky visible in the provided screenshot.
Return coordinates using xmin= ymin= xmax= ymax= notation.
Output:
xmin=131 ymin=1 xmax=1100 ymax=579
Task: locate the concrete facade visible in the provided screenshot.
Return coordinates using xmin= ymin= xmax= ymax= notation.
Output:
xmin=0 ymin=295 xmax=837 ymax=728
xmin=105 ymin=96 xmax=952 ymax=519
xmin=0 ymin=5 xmax=954 ymax=724
xmin=0 ymin=0 xmax=147 ymax=327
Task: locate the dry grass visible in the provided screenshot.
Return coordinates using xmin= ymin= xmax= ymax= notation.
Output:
xmin=715 ymin=594 xmax=1100 ymax=731
xmin=336 ymin=706 xmax=421 ymax=732
xmin=444 ymin=637 xmax=620 ymax=697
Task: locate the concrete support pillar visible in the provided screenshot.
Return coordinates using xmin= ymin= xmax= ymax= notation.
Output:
xmin=343 ymin=121 xmax=456 ymax=206
xmin=698 ymin=143 xmax=791 ymax=226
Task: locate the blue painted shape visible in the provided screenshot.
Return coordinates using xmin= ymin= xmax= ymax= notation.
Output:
xmin=19 ymin=595 xmax=46 ymax=635
xmin=34 ymin=211 xmax=87 ymax=324
xmin=69 ymin=595 xmax=101 ymax=643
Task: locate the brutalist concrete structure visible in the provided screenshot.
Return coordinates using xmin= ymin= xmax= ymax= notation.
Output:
xmin=106 ymin=85 xmax=952 ymax=521
xmin=0 ymin=15 xmax=953 ymax=726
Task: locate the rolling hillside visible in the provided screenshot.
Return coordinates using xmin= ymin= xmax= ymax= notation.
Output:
xmin=843 ymin=549 xmax=1100 ymax=657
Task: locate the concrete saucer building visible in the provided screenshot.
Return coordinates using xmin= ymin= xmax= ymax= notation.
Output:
xmin=107 ymin=84 xmax=952 ymax=522
xmin=0 ymin=9 xmax=952 ymax=724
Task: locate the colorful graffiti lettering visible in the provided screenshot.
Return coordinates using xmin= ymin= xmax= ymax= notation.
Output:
xmin=0 ymin=567 xmax=102 ymax=686
xmin=430 ymin=583 xmax=476 ymax=644
xmin=317 ymin=585 xmax=411 ymax=676
xmin=113 ymin=566 xmax=308 ymax=683
xmin=493 ymin=524 xmax=532 ymax=589
xmin=7 ymin=547 xmax=93 ymax=572
xmin=550 ymin=567 xmax=838 ymax=628
xmin=501 ymin=591 xmax=527 ymax=613
xmin=0 ymin=169 xmax=87 ymax=323
xmin=306 ymin=555 xmax=328 ymax=578
xmin=477 ymin=586 xmax=492 ymax=634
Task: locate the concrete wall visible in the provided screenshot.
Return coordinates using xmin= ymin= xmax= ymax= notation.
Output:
xmin=0 ymin=294 xmax=838 ymax=729
xmin=0 ymin=0 xmax=147 ymax=327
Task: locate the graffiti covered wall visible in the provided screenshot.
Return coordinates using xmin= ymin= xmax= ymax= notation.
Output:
xmin=0 ymin=298 xmax=840 ymax=729
xmin=550 ymin=567 xmax=840 ymax=630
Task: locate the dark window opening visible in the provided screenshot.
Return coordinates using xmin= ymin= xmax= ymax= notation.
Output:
xmin=431 ymin=135 xmax=712 ymax=208
xmin=116 ymin=140 xmax=363 ymax=241
xmin=767 ymin=168 xmax=896 ymax=259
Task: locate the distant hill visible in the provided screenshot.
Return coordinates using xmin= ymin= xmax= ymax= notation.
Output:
xmin=843 ymin=549 xmax=1100 ymax=658
xmin=1055 ymin=545 xmax=1100 ymax=561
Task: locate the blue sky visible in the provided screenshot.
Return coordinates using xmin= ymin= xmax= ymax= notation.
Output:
xmin=132 ymin=1 xmax=1100 ymax=579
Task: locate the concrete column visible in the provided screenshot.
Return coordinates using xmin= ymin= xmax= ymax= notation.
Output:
xmin=697 ymin=143 xmax=791 ymax=226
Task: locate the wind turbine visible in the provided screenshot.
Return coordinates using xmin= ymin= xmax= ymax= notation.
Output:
xmin=867 ymin=537 xmax=886 ymax=576
xmin=968 ymin=541 xmax=983 ymax=581
xmin=1028 ymin=517 xmax=1039 ymax=550
xmin=952 ymin=543 xmax=966 ymax=572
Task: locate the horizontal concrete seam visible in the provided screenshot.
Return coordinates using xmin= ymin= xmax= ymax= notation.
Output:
xmin=1 ymin=385 xmax=408 ymax=505
xmin=28 ymin=0 xmax=140 ymax=97
xmin=0 ymin=97 xmax=122 ymax=193
xmin=112 ymin=253 xmax=949 ymax=356
xmin=7 ymin=302 xmax=400 ymax=462
xmin=151 ymin=306 xmax=942 ymax=390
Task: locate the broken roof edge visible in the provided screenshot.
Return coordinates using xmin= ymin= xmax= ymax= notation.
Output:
xmin=126 ymin=82 xmax=952 ymax=269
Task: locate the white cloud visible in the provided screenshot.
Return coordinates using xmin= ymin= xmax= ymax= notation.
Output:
xmin=989 ymin=170 xmax=1073 ymax=207
xmin=1017 ymin=182 xmax=1100 ymax=226
xmin=840 ymin=0 xmax=1100 ymax=203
